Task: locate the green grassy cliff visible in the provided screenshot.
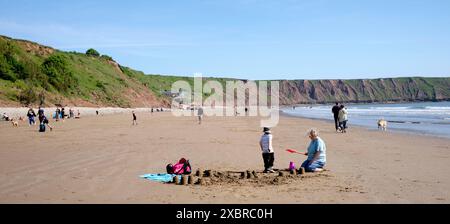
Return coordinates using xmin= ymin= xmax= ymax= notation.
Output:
xmin=1 ymin=35 xmax=449 ymax=107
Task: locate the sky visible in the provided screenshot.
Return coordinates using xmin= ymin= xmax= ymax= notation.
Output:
xmin=1 ymin=0 xmax=450 ymax=80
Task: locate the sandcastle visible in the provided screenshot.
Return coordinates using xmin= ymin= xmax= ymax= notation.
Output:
xmin=169 ymin=168 xmax=327 ymax=187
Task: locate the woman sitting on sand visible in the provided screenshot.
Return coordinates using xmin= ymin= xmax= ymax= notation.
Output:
xmin=301 ymin=129 xmax=326 ymax=172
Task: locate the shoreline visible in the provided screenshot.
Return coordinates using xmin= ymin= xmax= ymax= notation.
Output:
xmin=284 ymin=99 xmax=450 ymax=106
xmin=280 ymin=110 xmax=450 ymax=140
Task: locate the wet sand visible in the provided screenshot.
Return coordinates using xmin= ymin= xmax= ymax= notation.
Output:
xmin=0 ymin=111 xmax=449 ymax=203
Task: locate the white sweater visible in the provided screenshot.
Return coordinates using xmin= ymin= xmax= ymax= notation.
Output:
xmin=260 ymin=134 xmax=274 ymax=153
xmin=338 ymin=108 xmax=348 ymax=122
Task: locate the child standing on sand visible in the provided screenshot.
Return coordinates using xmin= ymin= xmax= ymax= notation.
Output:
xmin=132 ymin=111 xmax=137 ymax=125
xmin=260 ymin=127 xmax=275 ymax=173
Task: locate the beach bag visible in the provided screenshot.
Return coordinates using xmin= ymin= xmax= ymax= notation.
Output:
xmin=166 ymin=158 xmax=191 ymax=175
xmin=289 ymin=162 xmax=296 ymax=171
xmin=39 ymin=123 xmax=46 ymax=132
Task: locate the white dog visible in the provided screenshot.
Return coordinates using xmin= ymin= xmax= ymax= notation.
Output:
xmin=377 ymin=119 xmax=387 ymax=131
xmin=11 ymin=118 xmax=19 ymax=127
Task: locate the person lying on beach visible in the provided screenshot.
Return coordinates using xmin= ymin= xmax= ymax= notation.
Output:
xmin=301 ymin=129 xmax=326 ymax=172
xmin=2 ymin=113 xmax=10 ymax=121
xmin=260 ymin=127 xmax=275 ymax=173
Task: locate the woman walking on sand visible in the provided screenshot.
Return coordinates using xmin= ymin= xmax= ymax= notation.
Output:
xmin=338 ymin=105 xmax=348 ymax=133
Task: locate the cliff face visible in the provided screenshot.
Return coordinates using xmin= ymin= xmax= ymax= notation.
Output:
xmin=1 ymin=35 xmax=449 ymax=107
xmin=278 ymin=78 xmax=450 ymax=105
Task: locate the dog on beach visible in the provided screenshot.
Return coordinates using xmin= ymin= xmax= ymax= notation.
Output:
xmin=377 ymin=119 xmax=387 ymax=131
xmin=11 ymin=118 xmax=18 ymax=127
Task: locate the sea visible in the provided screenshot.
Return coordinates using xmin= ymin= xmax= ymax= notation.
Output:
xmin=282 ymin=101 xmax=450 ymax=138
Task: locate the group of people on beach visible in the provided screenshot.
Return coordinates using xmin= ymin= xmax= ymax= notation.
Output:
xmin=259 ymin=127 xmax=326 ymax=173
xmin=27 ymin=107 xmax=53 ymax=132
xmin=53 ymin=107 xmax=79 ymax=121
xmin=2 ymin=106 xmax=84 ymax=132
xmin=332 ymin=102 xmax=348 ymax=133
xmin=26 ymin=107 xmax=53 ymax=132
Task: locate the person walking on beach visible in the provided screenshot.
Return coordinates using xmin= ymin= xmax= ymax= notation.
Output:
xmin=37 ymin=107 xmax=45 ymax=123
xmin=132 ymin=111 xmax=137 ymax=125
xmin=338 ymin=105 xmax=348 ymax=133
xmin=197 ymin=106 xmax=204 ymax=124
xmin=39 ymin=115 xmax=53 ymax=132
xmin=55 ymin=108 xmax=60 ymax=121
xmin=260 ymin=127 xmax=275 ymax=173
xmin=69 ymin=108 xmax=74 ymax=119
xmin=301 ymin=129 xmax=326 ymax=172
xmin=332 ymin=102 xmax=341 ymax=132
xmin=27 ymin=108 xmax=36 ymax=126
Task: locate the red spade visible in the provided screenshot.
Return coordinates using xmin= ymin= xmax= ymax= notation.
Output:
xmin=286 ymin=149 xmax=307 ymax=155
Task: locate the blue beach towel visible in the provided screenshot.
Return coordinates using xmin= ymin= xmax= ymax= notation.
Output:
xmin=140 ymin=173 xmax=182 ymax=183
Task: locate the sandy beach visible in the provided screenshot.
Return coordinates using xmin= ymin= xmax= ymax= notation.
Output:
xmin=0 ymin=110 xmax=449 ymax=204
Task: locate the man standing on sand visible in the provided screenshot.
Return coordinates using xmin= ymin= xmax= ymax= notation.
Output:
xmin=301 ymin=129 xmax=326 ymax=172
xmin=197 ymin=106 xmax=204 ymax=124
xmin=260 ymin=127 xmax=275 ymax=173
xmin=132 ymin=111 xmax=137 ymax=125
xmin=332 ymin=102 xmax=341 ymax=132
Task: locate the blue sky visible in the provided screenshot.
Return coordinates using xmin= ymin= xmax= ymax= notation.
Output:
xmin=1 ymin=0 xmax=450 ymax=80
